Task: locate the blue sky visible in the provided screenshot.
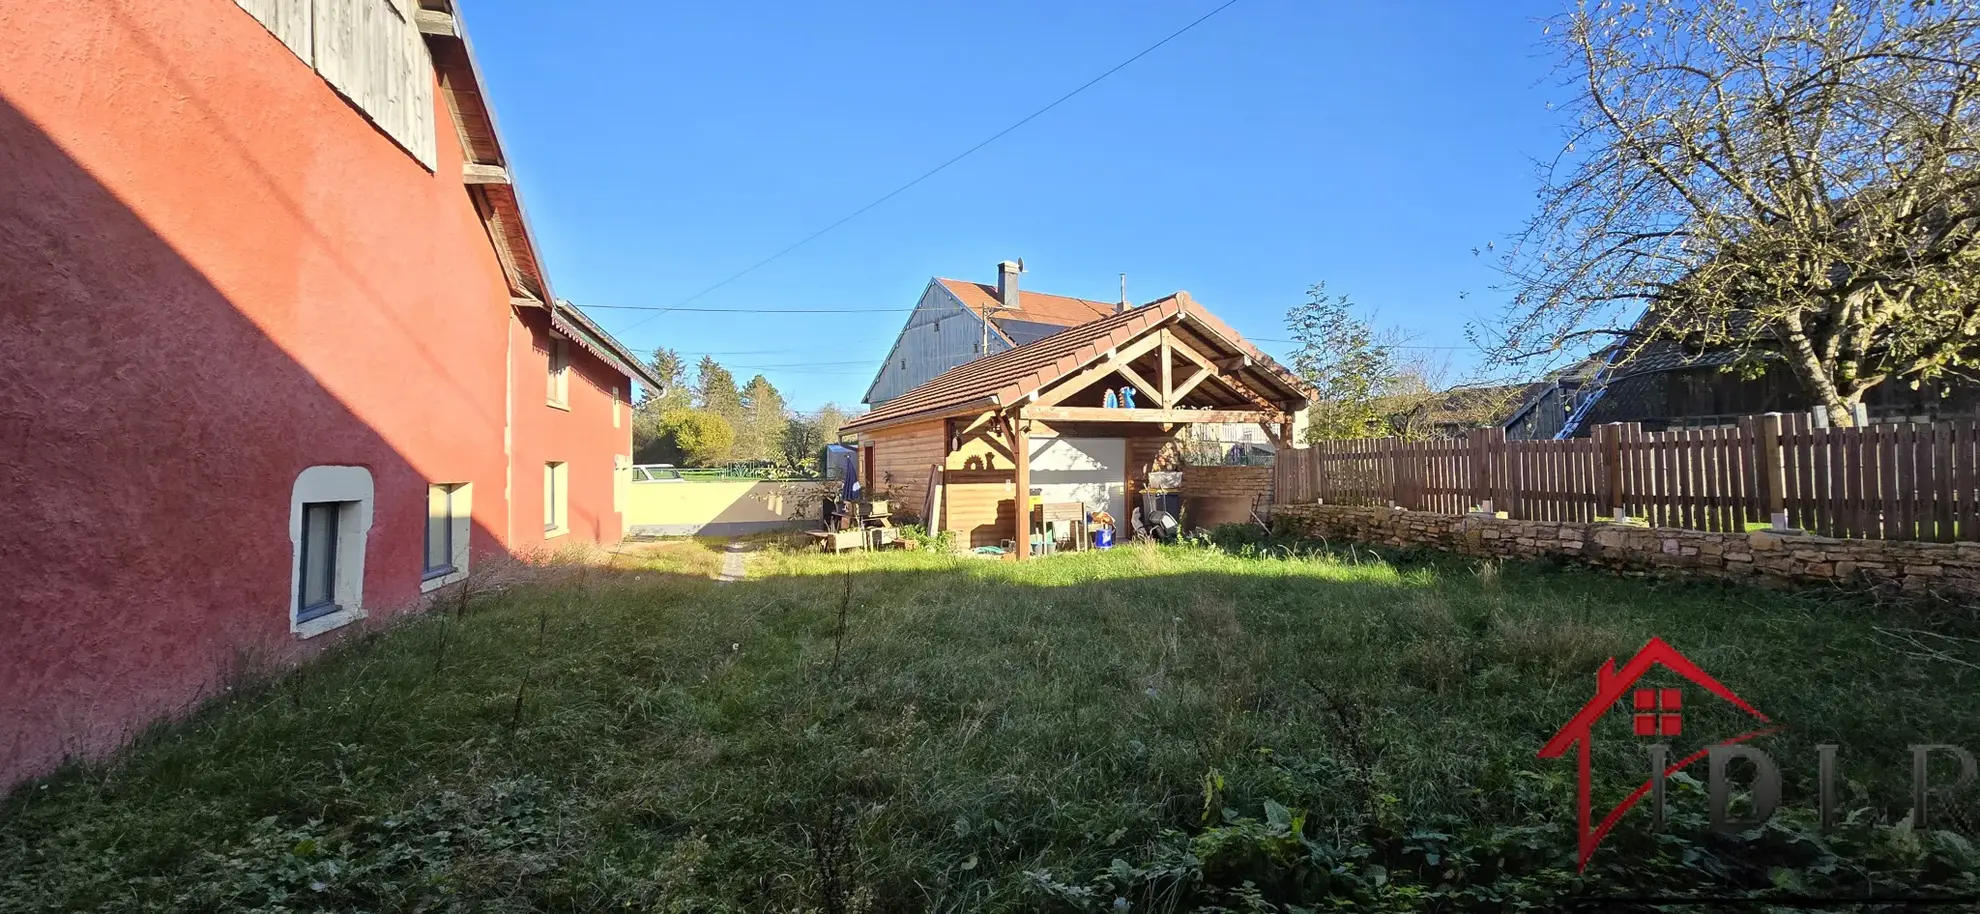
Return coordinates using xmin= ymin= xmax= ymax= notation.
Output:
xmin=466 ymin=1 xmax=1568 ymax=409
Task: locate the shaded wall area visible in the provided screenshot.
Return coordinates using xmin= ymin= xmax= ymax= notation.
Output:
xmin=0 ymin=0 xmax=545 ymax=787
xmin=0 ymin=93 xmax=505 ymax=786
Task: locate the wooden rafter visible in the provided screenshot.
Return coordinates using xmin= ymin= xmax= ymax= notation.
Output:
xmin=1169 ymin=333 xmax=1217 ymax=373
xmin=1031 ymin=332 xmax=1164 ymax=407
xmin=1113 ymin=362 xmax=1161 ymax=406
xmin=1169 ymin=365 xmax=1213 ymax=405
xmin=1026 ymin=406 xmax=1279 ymax=424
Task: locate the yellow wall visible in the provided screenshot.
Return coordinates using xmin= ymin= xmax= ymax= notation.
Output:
xmin=626 ymin=479 xmax=826 ymax=536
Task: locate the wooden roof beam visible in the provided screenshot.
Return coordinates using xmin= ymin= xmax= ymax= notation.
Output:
xmin=1027 ymin=406 xmax=1278 ymax=424
xmin=1031 ymin=332 xmax=1163 ymax=407
xmin=416 ymin=9 xmax=459 ymax=37
xmin=463 ymin=163 xmax=511 ymax=185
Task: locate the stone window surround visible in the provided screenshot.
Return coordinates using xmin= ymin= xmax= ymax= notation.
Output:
xmin=289 ymin=465 xmax=374 ymax=638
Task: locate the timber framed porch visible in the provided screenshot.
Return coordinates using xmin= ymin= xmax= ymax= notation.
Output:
xmin=843 ymin=293 xmax=1315 ymax=557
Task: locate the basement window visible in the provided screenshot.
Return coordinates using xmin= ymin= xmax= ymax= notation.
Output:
xmin=289 ymin=466 xmax=374 ymax=637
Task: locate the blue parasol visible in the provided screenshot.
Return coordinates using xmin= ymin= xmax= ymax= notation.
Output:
xmin=841 ymin=455 xmax=862 ymax=502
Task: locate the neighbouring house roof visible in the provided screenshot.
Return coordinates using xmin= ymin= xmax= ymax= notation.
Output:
xmin=844 ymin=292 xmax=1315 ymax=433
xmin=936 ymin=279 xmax=1117 ymax=333
xmin=1382 ymin=383 xmax=1531 ymax=430
xmin=1497 ymin=354 xmax=1607 ymax=436
xmin=419 ymin=1 xmax=664 ymax=396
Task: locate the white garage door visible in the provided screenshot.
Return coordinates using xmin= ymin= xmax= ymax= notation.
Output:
xmin=1027 ymin=436 xmax=1126 ymax=524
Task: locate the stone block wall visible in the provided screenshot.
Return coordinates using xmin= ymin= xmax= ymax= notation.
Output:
xmin=1181 ymin=465 xmax=1273 ymax=501
xmin=1271 ymin=504 xmax=1980 ymax=600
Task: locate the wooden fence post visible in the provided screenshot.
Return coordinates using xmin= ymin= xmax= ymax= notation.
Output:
xmin=1758 ymin=412 xmax=1788 ymax=531
xmin=1467 ymin=427 xmax=1491 ymax=513
xmin=1384 ymin=437 xmax=1400 ymax=508
xmin=1315 ymin=441 xmax=1330 ymax=505
xmin=1599 ymin=423 xmax=1625 ymax=522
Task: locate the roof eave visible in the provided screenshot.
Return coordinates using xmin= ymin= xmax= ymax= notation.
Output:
xmin=843 ymin=395 xmax=1002 ymax=435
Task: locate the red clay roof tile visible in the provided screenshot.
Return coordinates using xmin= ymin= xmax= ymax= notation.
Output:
xmin=936 ymin=279 xmax=1117 ymax=328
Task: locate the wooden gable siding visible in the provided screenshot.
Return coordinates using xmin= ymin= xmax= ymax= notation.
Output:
xmin=864 ymin=283 xmax=1007 ymax=407
xmin=235 ymin=0 xmax=438 ymax=169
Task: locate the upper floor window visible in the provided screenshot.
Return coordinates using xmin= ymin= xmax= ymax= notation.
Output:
xmin=547 ymin=337 xmax=570 ymax=408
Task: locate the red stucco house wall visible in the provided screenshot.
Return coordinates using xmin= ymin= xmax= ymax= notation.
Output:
xmin=0 ymin=0 xmax=652 ymax=790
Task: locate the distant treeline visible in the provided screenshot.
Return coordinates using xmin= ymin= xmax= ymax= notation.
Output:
xmin=632 ymin=348 xmax=855 ymax=472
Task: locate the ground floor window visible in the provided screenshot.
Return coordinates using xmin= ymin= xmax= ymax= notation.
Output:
xmin=422 ymin=482 xmax=472 ymax=591
xmin=544 ymin=462 xmax=568 ymax=536
xmin=297 ymin=501 xmax=343 ymax=622
xmin=290 ymin=466 xmax=374 ymax=637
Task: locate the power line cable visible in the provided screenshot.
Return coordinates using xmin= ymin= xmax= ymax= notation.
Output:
xmin=586 ymin=304 xmax=918 ymax=314
xmin=590 ymin=303 xmax=1478 ymax=349
xmin=616 ymin=0 xmax=1243 ymax=336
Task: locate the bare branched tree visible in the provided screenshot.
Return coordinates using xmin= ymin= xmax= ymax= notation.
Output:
xmin=1477 ymin=0 xmax=1980 ymax=424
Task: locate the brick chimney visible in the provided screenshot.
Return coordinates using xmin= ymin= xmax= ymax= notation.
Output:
xmin=996 ymin=260 xmax=1022 ymax=310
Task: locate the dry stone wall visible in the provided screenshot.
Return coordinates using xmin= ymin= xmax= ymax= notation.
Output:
xmin=1271 ymin=504 xmax=1980 ymax=600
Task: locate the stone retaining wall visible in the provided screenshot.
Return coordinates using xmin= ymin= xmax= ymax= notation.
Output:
xmin=1271 ymin=504 xmax=1980 ymax=599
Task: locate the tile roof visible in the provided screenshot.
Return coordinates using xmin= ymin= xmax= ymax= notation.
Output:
xmin=936 ymin=279 xmax=1117 ymax=329
xmin=845 ymin=293 xmax=1315 ymax=432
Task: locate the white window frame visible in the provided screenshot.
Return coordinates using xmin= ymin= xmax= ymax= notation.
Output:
xmin=547 ymin=335 xmax=571 ymax=409
xmin=544 ymin=461 xmax=569 ymax=537
xmin=289 ymin=466 xmax=374 ymax=638
xmin=420 ymin=482 xmax=473 ymax=593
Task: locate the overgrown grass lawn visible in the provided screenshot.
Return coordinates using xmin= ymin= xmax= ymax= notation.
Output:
xmin=4 ymin=536 xmax=1979 ymax=911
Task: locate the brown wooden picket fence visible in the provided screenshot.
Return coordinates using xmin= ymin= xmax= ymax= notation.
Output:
xmin=1272 ymin=414 xmax=1980 ymax=542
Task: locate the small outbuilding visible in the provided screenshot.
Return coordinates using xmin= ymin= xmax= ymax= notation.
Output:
xmin=842 ymin=293 xmax=1313 ymax=555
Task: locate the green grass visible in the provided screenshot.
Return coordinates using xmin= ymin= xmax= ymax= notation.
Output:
xmin=4 ymin=537 xmax=1978 ymax=911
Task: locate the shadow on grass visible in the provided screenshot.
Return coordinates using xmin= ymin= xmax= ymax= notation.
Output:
xmin=3 ymin=542 xmax=1978 ymax=911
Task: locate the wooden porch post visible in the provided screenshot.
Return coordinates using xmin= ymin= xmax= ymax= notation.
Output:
xmin=1011 ymin=410 xmax=1031 ymax=560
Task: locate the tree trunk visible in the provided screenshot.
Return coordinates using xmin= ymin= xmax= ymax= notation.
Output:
xmin=1781 ymin=326 xmax=1857 ymax=427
